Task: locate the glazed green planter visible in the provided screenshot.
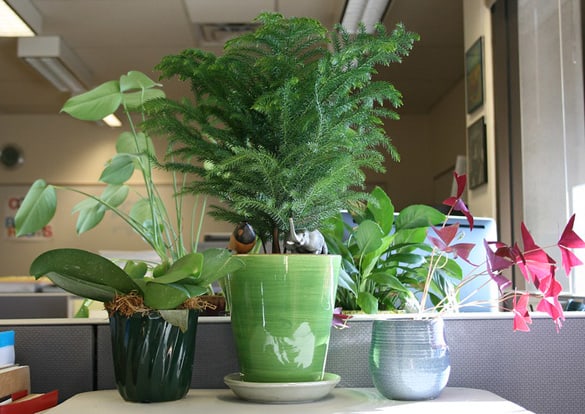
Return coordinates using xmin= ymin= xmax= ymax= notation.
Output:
xmin=225 ymin=254 xmax=340 ymax=382
xmin=109 ymin=310 xmax=198 ymax=402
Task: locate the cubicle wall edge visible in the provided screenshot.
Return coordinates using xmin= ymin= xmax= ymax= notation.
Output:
xmin=1 ymin=314 xmax=584 ymax=414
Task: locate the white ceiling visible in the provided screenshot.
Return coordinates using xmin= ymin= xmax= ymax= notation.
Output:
xmin=0 ymin=0 xmax=463 ymax=117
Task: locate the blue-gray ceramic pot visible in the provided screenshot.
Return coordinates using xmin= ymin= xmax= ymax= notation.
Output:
xmin=369 ymin=318 xmax=450 ymax=400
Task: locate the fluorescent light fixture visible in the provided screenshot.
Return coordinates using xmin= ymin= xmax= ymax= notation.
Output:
xmin=18 ymin=36 xmax=121 ymax=127
xmin=102 ymin=114 xmax=122 ymax=128
xmin=18 ymin=36 xmax=93 ymax=95
xmin=341 ymin=0 xmax=390 ymax=33
xmin=0 ymin=0 xmax=34 ymax=36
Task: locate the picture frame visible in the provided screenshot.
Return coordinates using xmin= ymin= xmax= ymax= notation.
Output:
xmin=465 ymin=37 xmax=484 ymax=114
xmin=467 ymin=116 xmax=487 ymax=189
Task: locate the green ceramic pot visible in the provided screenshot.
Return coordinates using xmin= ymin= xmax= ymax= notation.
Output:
xmin=225 ymin=254 xmax=340 ymax=383
xmin=109 ymin=309 xmax=198 ymax=402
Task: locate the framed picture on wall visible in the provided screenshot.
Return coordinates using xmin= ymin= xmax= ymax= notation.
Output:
xmin=467 ymin=116 xmax=487 ymax=189
xmin=465 ymin=37 xmax=484 ymax=114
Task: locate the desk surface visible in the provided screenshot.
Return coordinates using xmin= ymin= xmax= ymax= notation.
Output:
xmin=44 ymin=387 xmax=533 ymax=413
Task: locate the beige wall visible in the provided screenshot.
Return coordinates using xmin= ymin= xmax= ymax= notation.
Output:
xmin=1 ymin=77 xmax=467 ymax=275
xmin=369 ymin=78 xmax=466 ymax=211
xmin=0 ymin=114 xmax=233 ymax=276
xmin=464 ymin=0 xmax=497 ymax=218
xmin=0 ymin=1 xmax=485 ymax=275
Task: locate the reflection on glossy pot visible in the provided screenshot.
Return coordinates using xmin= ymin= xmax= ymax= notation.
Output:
xmin=225 ymin=254 xmax=340 ymax=382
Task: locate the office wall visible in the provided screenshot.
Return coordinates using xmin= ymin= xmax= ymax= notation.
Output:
xmin=0 ymin=114 xmax=233 ymax=276
xmin=464 ymin=0 xmax=498 ymax=218
xmin=3 ymin=314 xmax=584 ymax=413
xmin=1 ymin=75 xmax=467 ymax=275
xmin=368 ymin=79 xmax=466 ymax=211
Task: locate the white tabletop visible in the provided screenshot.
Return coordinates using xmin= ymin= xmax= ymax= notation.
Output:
xmin=44 ymin=387 xmax=533 ymax=413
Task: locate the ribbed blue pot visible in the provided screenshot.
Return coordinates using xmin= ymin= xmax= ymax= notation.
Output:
xmin=369 ymin=318 xmax=450 ymax=400
xmin=109 ymin=310 xmax=198 ymax=402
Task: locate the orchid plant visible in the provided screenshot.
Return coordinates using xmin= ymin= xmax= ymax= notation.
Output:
xmin=14 ymin=71 xmax=242 ymax=323
xmin=325 ymin=172 xmax=585 ymax=332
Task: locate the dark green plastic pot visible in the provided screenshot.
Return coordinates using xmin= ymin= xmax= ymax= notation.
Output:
xmin=109 ymin=309 xmax=198 ymax=402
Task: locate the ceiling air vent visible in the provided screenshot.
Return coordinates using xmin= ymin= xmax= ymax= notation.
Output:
xmin=196 ymin=23 xmax=260 ymax=46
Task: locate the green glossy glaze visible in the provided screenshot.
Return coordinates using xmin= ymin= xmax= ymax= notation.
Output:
xmin=109 ymin=310 xmax=198 ymax=402
xmin=225 ymin=254 xmax=340 ymax=382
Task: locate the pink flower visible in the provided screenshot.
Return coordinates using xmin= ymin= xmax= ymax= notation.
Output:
xmin=535 ymin=278 xmax=565 ymax=332
xmin=332 ymin=307 xmax=351 ymax=329
xmin=512 ymin=292 xmax=532 ymax=332
xmin=442 ymin=172 xmax=474 ymax=230
xmin=429 ymin=223 xmax=475 ymax=264
xmin=557 ymin=214 xmax=585 ymax=274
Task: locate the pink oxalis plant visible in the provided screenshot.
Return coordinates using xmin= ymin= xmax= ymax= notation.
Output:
xmin=428 ymin=172 xmax=585 ymax=332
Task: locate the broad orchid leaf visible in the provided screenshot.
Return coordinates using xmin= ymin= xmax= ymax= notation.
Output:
xmin=143 ymin=283 xmax=190 ymax=310
xmin=43 ymin=271 xmax=118 ymax=303
xmin=100 ymin=154 xmax=135 ymax=184
xmin=148 ymin=253 xmax=204 ymax=284
xmin=123 ymin=260 xmax=148 ymax=279
xmin=15 ymin=179 xmax=57 ymax=236
xmin=153 ymin=261 xmax=170 ymax=278
xmin=61 ymin=80 xmax=122 ymax=121
xmin=182 ymin=284 xmax=208 ymax=297
xmin=29 ymin=248 xmax=139 ymax=300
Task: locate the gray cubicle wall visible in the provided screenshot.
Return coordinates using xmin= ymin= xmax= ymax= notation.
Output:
xmin=2 ymin=315 xmax=584 ymax=413
xmin=0 ymin=321 xmax=95 ymax=401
